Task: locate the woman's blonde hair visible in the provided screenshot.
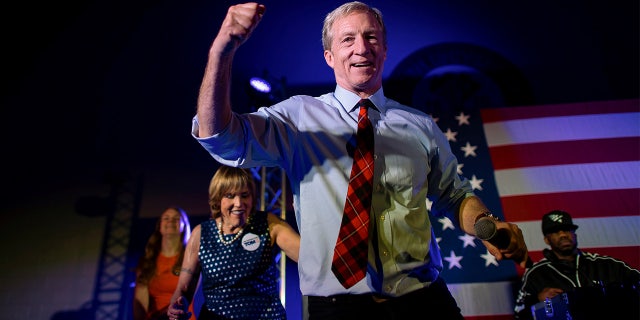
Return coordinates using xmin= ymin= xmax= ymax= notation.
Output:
xmin=208 ymin=166 xmax=258 ymax=219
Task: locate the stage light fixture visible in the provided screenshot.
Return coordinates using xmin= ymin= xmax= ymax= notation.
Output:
xmin=246 ymin=72 xmax=287 ymax=110
xmin=249 ymin=76 xmax=272 ymax=94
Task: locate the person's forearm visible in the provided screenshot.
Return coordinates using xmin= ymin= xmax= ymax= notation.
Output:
xmin=133 ymin=285 xmax=149 ymax=320
xmin=170 ymin=269 xmax=198 ymax=306
xmin=458 ymin=195 xmax=490 ymax=235
xmin=196 ymin=48 xmax=233 ymax=138
xmin=132 ymin=299 xmax=146 ymax=320
xmin=196 ymin=3 xmax=265 ymax=138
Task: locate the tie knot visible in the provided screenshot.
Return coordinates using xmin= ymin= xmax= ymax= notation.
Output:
xmin=358 ymin=99 xmax=373 ymax=110
xmin=357 ymin=99 xmax=375 ymax=120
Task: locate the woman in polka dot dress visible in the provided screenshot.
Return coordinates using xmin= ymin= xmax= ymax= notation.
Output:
xmin=167 ymin=166 xmax=300 ymax=320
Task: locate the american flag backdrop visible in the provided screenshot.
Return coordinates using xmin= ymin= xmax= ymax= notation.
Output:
xmin=428 ymin=98 xmax=640 ymax=319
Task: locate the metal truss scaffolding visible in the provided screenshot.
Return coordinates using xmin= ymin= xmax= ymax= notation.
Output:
xmin=251 ymin=166 xmax=288 ymax=304
xmin=92 ymin=171 xmax=143 ymax=320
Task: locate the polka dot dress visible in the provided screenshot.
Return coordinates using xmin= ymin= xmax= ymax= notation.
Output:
xmin=199 ymin=211 xmax=286 ymax=319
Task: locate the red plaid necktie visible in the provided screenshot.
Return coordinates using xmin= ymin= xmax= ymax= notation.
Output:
xmin=331 ymin=99 xmax=375 ymax=288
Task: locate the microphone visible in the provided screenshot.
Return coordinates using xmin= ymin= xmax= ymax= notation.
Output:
xmin=474 ymin=217 xmax=511 ymax=249
xmin=475 ymin=216 xmax=534 ymax=268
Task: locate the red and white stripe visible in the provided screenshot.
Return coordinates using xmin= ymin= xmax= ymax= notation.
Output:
xmin=453 ymin=99 xmax=640 ymax=319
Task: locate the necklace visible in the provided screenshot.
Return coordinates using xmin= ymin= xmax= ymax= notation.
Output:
xmin=217 ymin=221 xmax=244 ymax=245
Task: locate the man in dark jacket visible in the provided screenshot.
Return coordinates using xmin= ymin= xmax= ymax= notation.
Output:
xmin=514 ymin=210 xmax=640 ymax=320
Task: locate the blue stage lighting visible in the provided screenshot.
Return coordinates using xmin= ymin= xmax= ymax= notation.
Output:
xmin=249 ymin=77 xmax=272 ymax=93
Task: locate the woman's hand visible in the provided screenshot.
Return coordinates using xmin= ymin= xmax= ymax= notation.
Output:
xmin=166 ymin=296 xmax=191 ymax=320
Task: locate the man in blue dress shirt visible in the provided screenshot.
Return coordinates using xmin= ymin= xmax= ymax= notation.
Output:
xmin=185 ymin=2 xmax=530 ymax=319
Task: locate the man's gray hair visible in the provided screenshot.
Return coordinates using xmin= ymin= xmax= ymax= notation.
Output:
xmin=321 ymin=1 xmax=387 ymax=51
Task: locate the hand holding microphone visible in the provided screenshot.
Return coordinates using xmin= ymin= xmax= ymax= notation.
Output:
xmin=474 ymin=213 xmax=532 ymax=268
xmin=474 ymin=215 xmax=511 ymax=249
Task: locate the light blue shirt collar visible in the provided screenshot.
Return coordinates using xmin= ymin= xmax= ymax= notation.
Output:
xmin=333 ymin=85 xmax=385 ymax=113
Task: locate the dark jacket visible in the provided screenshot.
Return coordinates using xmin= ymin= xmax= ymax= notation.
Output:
xmin=514 ymin=249 xmax=640 ymax=319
